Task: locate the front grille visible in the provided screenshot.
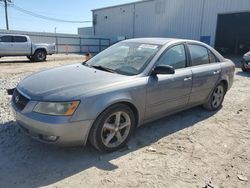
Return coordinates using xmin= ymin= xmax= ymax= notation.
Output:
xmin=12 ymin=89 xmax=30 ymax=111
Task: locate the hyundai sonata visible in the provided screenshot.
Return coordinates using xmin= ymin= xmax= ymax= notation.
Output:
xmin=10 ymin=38 xmax=235 ymax=152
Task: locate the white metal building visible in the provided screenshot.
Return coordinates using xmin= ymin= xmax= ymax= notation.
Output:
xmin=84 ymin=0 xmax=250 ymax=55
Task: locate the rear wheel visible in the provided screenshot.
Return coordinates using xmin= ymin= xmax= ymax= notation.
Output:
xmin=33 ymin=50 xmax=47 ymax=62
xmin=203 ymin=82 xmax=226 ymax=111
xmin=89 ymin=104 xmax=135 ymax=152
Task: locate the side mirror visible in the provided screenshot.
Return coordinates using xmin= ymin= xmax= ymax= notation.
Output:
xmin=83 ymin=53 xmax=92 ymax=63
xmin=151 ymin=65 xmax=175 ymax=75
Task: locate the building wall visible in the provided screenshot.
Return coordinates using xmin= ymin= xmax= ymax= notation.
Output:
xmin=78 ymin=27 xmax=94 ymax=36
xmin=93 ymin=4 xmax=135 ymax=42
xmin=134 ymin=0 xmax=204 ymax=40
xmin=93 ymin=0 xmax=250 ymax=46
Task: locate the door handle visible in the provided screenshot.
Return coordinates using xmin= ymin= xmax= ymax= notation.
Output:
xmin=184 ymin=77 xmax=192 ymax=81
xmin=213 ymin=70 xmax=220 ymax=75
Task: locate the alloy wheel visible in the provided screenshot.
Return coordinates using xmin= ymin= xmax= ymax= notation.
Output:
xmin=101 ymin=111 xmax=131 ymax=148
xmin=37 ymin=52 xmax=45 ymax=61
xmin=212 ymin=85 xmax=224 ymax=109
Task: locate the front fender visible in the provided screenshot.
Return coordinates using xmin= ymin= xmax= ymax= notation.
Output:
xmin=71 ymin=87 xmax=146 ymax=126
xmin=32 ymin=45 xmax=48 ymax=54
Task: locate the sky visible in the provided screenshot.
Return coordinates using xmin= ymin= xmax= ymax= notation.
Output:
xmin=0 ymin=0 xmax=137 ymax=34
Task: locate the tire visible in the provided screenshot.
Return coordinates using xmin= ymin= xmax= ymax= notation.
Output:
xmin=241 ymin=61 xmax=248 ymax=72
xmin=33 ymin=50 xmax=47 ymax=62
xmin=27 ymin=56 xmax=34 ymax=62
xmin=203 ymin=82 xmax=226 ymax=111
xmin=89 ymin=104 xmax=136 ymax=152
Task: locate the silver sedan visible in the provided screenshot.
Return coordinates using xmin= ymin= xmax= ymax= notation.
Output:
xmin=10 ymin=38 xmax=235 ymax=152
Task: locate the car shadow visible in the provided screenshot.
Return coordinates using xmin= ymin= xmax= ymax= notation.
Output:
xmin=0 ymin=60 xmax=32 ymax=64
xmin=236 ymin=71 xmax=250 ymax=77
xmin=0 ymin=59 xmax=55 ymax=64
xmin=0 ymin=106 xmax=218 ymax=188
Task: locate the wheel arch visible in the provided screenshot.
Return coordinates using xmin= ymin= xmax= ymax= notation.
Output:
xmin=112 ymin=101 xmax=139 ymax=127
xmin=34 ymin=48 xmax=47 ymax=55
xmin=83 ymin=99 xmax=140 ymax=145
xmin=204 ymin=78 xmax=229 ymax=105
xmin=94 ymin=99 xmax=140 ymax=128
xmin=220 ymin=79 xmax=228 ymax=92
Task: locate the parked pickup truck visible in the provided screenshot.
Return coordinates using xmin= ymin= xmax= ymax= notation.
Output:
xmin=0 ymin=34 xmax=56 ymax=62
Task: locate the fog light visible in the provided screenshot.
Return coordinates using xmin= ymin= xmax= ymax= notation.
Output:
xmin=40 ymin=135 xmax=58 ymax=142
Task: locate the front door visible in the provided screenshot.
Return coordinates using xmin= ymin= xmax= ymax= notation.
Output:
xmin=145 ymin=44 xmax=192 ymax=120
xmin=0 ymin=35 xmax=13 ymax=56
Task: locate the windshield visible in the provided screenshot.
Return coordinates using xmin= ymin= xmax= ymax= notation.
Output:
xmin=85 ymin=42 xmax=161 ymax=76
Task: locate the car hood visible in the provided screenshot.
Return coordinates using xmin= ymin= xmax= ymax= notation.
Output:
xmin=17 ymin=64 xmax=131 ymax=101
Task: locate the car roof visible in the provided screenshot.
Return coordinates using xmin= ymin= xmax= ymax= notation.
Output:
xmin=123 ymin=37 xmax=206 ymax=46
xmin=0 ymin=34 xmax=28 ymax=37
xmin=123 ymin=37 xmax=225 ymax=62
xmin=123 ymin=38 xmax=175 ymax=45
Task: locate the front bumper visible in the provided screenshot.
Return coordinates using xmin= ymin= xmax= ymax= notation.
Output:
xmin=11 ymin=100 xmax=93 ymax=146
xmin=48 ymin=44 xmax=56 ymax=55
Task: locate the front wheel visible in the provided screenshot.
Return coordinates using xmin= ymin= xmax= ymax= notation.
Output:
xmin=33 ymin=50 xmax=47 ymax=62
xmin=27 ymin=56 xmax=34 ymax=62
xmin=203 ymin=82 xmax=226 ymax=111
xmin=89 ymin=104 xmax=135 ymax=152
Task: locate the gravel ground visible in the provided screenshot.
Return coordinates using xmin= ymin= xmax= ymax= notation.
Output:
xmin=0 ymin=55 xmax=249 ymax=188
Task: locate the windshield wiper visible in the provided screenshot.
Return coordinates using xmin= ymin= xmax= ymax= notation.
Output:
xmin=82 ymin=62 xmax=91 ymax=67
xmin=91 ymin=65 xmax=116 ymax=73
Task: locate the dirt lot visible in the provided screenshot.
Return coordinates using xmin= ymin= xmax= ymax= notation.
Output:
xmin=0 ymin=55 xmax=249 ymax=188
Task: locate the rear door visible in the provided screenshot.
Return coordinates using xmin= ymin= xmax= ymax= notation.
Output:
xmin=12 ymin=36 xmax=31 ymax=55
xmin=0 ymin=35 xmax=13 ymax=56
xmin=187 ymin=44 xmax=221 ymax=104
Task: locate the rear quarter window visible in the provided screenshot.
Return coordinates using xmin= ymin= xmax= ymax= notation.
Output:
xmin=208 ymin=50 xmax=219 ymax=63
xmin=13 ymin=36 xmax=27 ymax=42
xmin=188 ymin=44 xmax=210 ymax=66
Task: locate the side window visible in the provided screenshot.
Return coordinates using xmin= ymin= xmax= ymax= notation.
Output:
xmin=156 ymin=44 xmax=186 ymax=69
xmin=208 ymin=50 xmax=218 ymax=63
xmin=0 ymin=36 xmax=12 ymax=43
xmin=13 ymin=36 xmax=27 ymax=43
xmin=189 ymin=44 xmax=209 ymax=66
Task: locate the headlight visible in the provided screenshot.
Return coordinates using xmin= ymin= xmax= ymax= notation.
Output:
xmin=33 ymin=101 xmax=80 ymax=116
